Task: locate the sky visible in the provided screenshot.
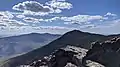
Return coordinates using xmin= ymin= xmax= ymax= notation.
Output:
xmin=0 ymin=0 xmax=120 ymax=36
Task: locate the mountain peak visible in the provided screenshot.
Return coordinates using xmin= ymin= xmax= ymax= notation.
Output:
xmin=62 ymin=30 xmax=90 ymax=38
xmin=67 ymin=30 xmax=83 ymax=33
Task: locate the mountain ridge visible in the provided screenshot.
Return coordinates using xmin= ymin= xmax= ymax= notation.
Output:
xmin=1 ymin=30 xmax=120 ymax=67
xmin=0 ymin=33 xmax=61 ymax=59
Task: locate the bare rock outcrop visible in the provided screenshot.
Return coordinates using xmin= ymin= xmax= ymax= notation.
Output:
xmin=82 ymin=37 xmax=120 ymax=67
xmin=19 ymin=37 xmax=120 ymax=67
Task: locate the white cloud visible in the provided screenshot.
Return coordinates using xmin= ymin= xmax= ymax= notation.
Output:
xmin=60 ymin=15 xmax=106 ymax=24
xmin=23 ymin=16 xmax=60 ymax=23
xmin=16 ymin=14 xmax=25 ymax=18
xmin=57 ymin=0 xmax=66 ymax=1
xmin=0 ymin=19 xmax=29 ymax=36
xmin=52 ymin=9 xmax=62 ymax=13
xmin=109 ymin=19 xmax=120 ymax=26
xmin=0 ymin=11 xmax=28 ymax=33
xmin=1 ymin=19 xmax=27 ymax=27
xmin=46 ymin=1 xmax=73 ymax=9
xmin=23 ymin=10 xmax=50 ymax=16
xmin=81 ymin=19 xmax=120 ymax=35
xmin=44 ymin=17 xmax=60 ymax=22
xmin=11 ymin=0 xmax=73 ymax=17
xmin=78 ymin=24 xmax=95 ymax=29
xmin=0 ymin=11 xmax=14 ymax=20
xmin=12 ymin=1 xmax=64 ymax=16
xmin=39 ymin=26 xmax=72 ymax=30
xmin=0 ymin=11 xmax=27 ymax=28
xmin=23 ymin=17 xmax=40 ymax=23
xmin=12 ymin=1 xmax=50 ymax=16
xmin=52 ymin=0 xmax=66 ymax=2
xmin=7 ymin=20 xmax=28 ymax=27
xmin=13 ymin=1 xmax=51 ymax=12
xmin=21 ymin=14 xmax=108 ymax=27
xmin=104 ymin=12 xmax=117 ymax=17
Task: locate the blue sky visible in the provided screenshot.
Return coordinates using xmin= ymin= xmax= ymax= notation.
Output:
xmin=0 ymin=0 xmax=120 ymax=15
xmin=0 ymin=0 xmax=120 ymax=36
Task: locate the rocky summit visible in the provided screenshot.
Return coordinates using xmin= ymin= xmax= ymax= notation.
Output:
xmin=18 ymin=37 xmax=120 ymax=67
xmin=19 ymin=46 xmax=104 ymax=67
xmin=83 ymin=37 xmax=120 ymax=67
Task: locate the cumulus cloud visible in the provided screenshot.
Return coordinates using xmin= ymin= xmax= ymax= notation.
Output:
xmin=0 ymin=22 xmax=7 ymax=28
xmin=46 ymin=0 xmax=73 ymax=9
xmin=0 ymin=11 xmax=14 ymax=20
xmin=104 ymin=12 xmax=117 ymax=17
xmin=23 ymin=11 xmax=49 ymax=16
xmin=16 ymin=14 xmax=25 ymax=18
xmin=1 ymin=19 xmax=27 ymax=27
xmin=43 ymin=17 xmax=60 ymax=22
xmin=7 ymin=20 xmax=28 ymax=27
xmin=0 ymin=11 xmax=29 ymax=33
xmin=13 ymin=1 xmax=51 ymax=12
xmin=0 ymin=11 xmax=27 ymax=27
xmin=23 ymin=17 xmax=39 ymax=23
xmin=22 ymin=8 xmax=62 ymax=16
xmin=12 ymin=1 xmax=64 ymax=16
xmin=52 ymin=0 xmax=66 ymax=2
xmin=23 ymin=16 xmax=60 ymax=23
xmin=13 ymin=1 xmax=50 ymax=16
xmin=57 ymin=0 xmax=66 ymax=1
xmin=60 ymin=15 xmax=106 ymax=24
xmin=0 ymin=19 xmax=29 ymax=36
xmin=21 ymin=14 xmax=108 ymax=27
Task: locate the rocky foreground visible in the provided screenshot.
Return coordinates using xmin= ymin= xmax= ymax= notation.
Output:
xmin=18 ymin=37 xmax=120 ymax=67
xmin=19 ymin=46 xmax=104 ymax=67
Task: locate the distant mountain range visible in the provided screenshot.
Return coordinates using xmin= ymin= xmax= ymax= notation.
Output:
xmin=1 ymin=30 xmax=120 ymax=67
xmin=0 ymin=33 xmax=60 ymax=59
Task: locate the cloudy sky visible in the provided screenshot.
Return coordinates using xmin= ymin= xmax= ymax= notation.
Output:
xmin=0 ymin=0 xmax=120 ymax=36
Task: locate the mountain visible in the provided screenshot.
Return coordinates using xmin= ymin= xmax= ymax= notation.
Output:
xmin=0 ymin=33 xmax=60 ymax=59
xmin=20 ymin=37 xmax=120 ymax=67
xmin=1 ymin=30 xmax=120 ymax=67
